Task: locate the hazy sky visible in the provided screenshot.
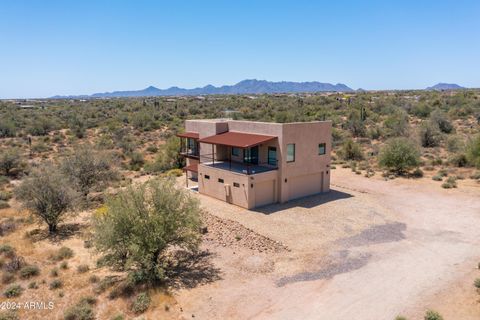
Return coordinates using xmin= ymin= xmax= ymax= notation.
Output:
xmin=1 ymin=0 xmax=479 ymax=98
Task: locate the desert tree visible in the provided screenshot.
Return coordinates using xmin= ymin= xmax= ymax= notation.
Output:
xmin=419 ymin=121 xmax=442 ymax=148
xmin=379 ymin=137 xmax=421 ymax=175
xmin=0 ymin=148 xmax=24 ymax=177
xmin=466 ymin=134 xmax=480 ymax=168
xmin=60 ymin=146 xmax=118 ymax=197
xmin=92 ymin=178 xmax=202 ymax=283
xmin=15 ymin=164 xmax=78 ymax=234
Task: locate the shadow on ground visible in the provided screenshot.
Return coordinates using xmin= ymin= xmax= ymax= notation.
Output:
xmin=253 ymin=189 xmax=353 ymax=214
xmin=26 ymin=222 xmax=87 ymax=243
xmin=165 ymin=250 xmax=222 ymax=289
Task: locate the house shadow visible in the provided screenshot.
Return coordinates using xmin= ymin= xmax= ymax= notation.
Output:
xmin=253 ymin=189 xmax=353 ymax=215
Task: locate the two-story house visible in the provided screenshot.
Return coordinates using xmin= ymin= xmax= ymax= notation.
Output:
xmin=178 ymin=119 xmax=331 ymax=209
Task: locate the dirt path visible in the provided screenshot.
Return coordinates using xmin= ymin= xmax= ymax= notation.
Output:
xmin=176 ymin=169 xmax=480 ymax=320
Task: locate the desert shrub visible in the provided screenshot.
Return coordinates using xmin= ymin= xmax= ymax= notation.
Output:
xmin=52 ymin=247 xmax=74 ymax=261
xmin=0 ymin=244 xmax=15 ymax=258
xmin=50 ymin=268 xmax=59 ymax=277
xmin=0 ymin=201 xmax=9 ymax=209
xmin=88 ymin=275 xmax=99 ymax=283
xmin=15 ymin=165 xmax=79 ymax=234
xmin=1 ymin=272 xmax=14 ymax=284
xmin=465 ymin=134 xmax=480 ymax=168
xmin=0 ymin=148 xmax=24 ymax=177
xmin=166 ymin=168 xmax=183 ymax=177
xmin=424 ymin=310 xmax=443 ymax=320
xmin=470 ymin=171 xmax=480 ymax=180
xmin=0 ymin=310 xmax=19 ymax=320
xmin=394 ymin=316 xmax=407 ymax=320
xmin=437 ymin=169 xmax=448 ymax=177
xmin=448 ymin=153 xmax=468 ymax=167
xmin=411 ymin=168 xmax=424 ymax=178
xmin=108 ymin=280 xmax=135 ymax=300
xmin=28 ymin=281 xmax=38 ymax=289
xmin=338 ymin=139 xmax=364 ymax=161
xmin=61 ymin=146 xmax=118 ymax=197
xmin=131 ymin=292 xmax=151 ymax=314
xmin=27 ymin=117 xmax=54 ymax=136
xmin=31 ymin=141 xmax=49 ymax=153
xmin=129 ymin=152 xmax=144 ymax=171
xmin=474 ymin=278 xmax=480 ymax=289
xmin=92 ymin=178 xmax=201 ymax=283
xmin=419 ymin=121 xmax=442 ymax=148
xmin=19 ymin=265 xmax=40 ymax=279
xmin=110 ymin=314 xmax=124 ymax=320
xmin=0 ymin=191 xmax=12 ymax=201
xmin=379 ymin=138 xmax=420 ymax=174
xmin=144 ymin=136 xmax=184 ymax=173
xmin=4 ymin=256 xmax=25 ymax=272
xmin=60 ymin=261 xmax=68 ymax=269
xmin=68 ymin=115 xmax=87 ymax=139
xmin=77 ymin=264 xmax=90 ymax=273
xmin=432 ymin=174 xmax=443 ymax=181
xmin=49 ymin=279 xmax=63 ymax=289
xmin=146 ymin=145 xmax=158 ymax=153
xmin=346 ymin=109 xmax=366 ymax=137
xmin=384 ymin=109 xmax=409 ymax=137
xmin=4 ymin=284 xmax=23 ymax=297
xmin=429 ymin=109 xmax=453 ymax=134
xmin=441 ymin=176 xmax=457 ymax=189
xmin=446 ymin=135 xmax=464 ymax=153
xmin=93 ymin=277 xmax=116 ymax=294
xmin=64 ymin=297 xmax=96 ymax=320
xmin=0 ymin=119 xmax=17 ymax=138
xmin=366 ymin=126 xmax=382 ymax=140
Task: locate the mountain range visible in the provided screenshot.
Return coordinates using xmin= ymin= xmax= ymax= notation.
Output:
xmin=426 ymin=83 xmax=465 ymax=91
xmin=51 ymin=79 xmax=354 ymax=98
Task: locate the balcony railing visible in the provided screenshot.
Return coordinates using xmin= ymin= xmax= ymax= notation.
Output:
xmin=199 ymin=153 xmax=278 ymax=175
xmin=180 ymin=148 xmax=199 ymax=158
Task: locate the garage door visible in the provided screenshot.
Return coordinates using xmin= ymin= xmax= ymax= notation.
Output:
xmin=255 ymin=180 xmax=275 ymax=207
xmin=289 ymin=172 xmax=323 ymax=201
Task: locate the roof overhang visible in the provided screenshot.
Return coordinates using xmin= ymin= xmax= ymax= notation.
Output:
xmin=183 ymin=163 xmax=198 ymax=173
xmin=176 ymin=132 xmax=199 ymax=139
xmin=198 ymin=131 xmax=277 ymax=148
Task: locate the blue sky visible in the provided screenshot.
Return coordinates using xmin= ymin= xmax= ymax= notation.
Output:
xmin=1 ymin=0 xmax=479 ymax=98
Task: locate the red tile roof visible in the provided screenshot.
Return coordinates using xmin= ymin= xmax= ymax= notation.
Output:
xmin=199 ymin=131 xmax=276 ymax=148
xmin=176 ymin=132 xmax=199 ymax=139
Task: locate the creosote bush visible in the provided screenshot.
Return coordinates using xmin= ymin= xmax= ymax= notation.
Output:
xmin=92 ymin=178 xmax=202 ymax=283
xmin=379 ymin=138 xmax=420 ymax=175
xmin=424 ymin=310 xmax=443 ymax=320
xmin=19 ymin=265 xmax=40 ymax=279
xmin=131 ymin=292 xmax=151 ymax=314
xmin=4 ymin=284 xmax=23 ymax=298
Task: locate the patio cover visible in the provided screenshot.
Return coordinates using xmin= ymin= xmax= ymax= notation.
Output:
xmin=199 ymin=131 xmax=276 ymax=148
xmin=176 ymin=132 xmax=199 ymax=139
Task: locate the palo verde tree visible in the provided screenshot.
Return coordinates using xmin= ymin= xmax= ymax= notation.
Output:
xmin=92 ymin=178 xmax=202 ymax=283
xmin=379 ymin=137 xmax=421 ymax=175
xmin=60 ymin=145 xmax=118 ymax=197
xmin=15 ymin=164 xmax=78 ymax=234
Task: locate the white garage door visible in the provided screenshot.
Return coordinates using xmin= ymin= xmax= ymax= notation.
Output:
xmin=289 ymin=172 xmax=323 ymax=201
xmin=255 ymin=180 xmax=275 ymax=207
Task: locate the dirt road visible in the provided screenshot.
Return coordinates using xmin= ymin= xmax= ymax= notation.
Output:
xmin=176 ymin=169 xmax=480 ymax=320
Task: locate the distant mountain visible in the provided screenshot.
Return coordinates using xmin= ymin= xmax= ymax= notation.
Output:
xmin=426 ymin=83 xmax=465 ymax=91
xmin=51 ymin=79 xmax=354 ymax=98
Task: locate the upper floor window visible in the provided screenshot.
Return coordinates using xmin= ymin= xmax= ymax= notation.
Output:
xmin=287 ymin=144 xmax=295 ymax=162
xmin=318 ymin=143 xmax=326 ymax=155
xmin=231 ymin=147 xmax=241 ymax=157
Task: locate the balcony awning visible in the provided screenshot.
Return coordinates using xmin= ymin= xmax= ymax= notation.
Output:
xmin=183 ymin=163 xmax=198 ymax=173
xmin=199 ymin=131 xmax=276 ymax=148
xmin=176 ymin=132 xmax=199 ymax=139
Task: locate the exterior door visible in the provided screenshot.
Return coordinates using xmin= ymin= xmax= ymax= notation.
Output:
xmin=244 ymin=146 xmax=259 ymax=165
xmin=268 ymin=147 xmax=277 ymax=166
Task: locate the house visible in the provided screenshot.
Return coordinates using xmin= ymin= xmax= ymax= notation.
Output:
xmin=177 ymin=119 xmax=331 ymax=209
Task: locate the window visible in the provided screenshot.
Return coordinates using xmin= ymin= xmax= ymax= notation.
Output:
xmin=233 ymin=182 xmax=240 ymax=187
xmin=218 ymin=178 xmax=224 ymax=183
xmin=287 ymin=144 xmax=295 ymax=162
xmin=205 ymin=175 xmax=210 ymax=180
xmin=268 ymin=147 xmax=277 ymax=166
xmin=318 ymin=143 xmax=326 ymax=155
xmin=231 ymin=147 xmax=241 ymax=157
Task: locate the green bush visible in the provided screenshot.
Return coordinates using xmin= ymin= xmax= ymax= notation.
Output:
xmin=465 ymin=134 xmax=480 ymax=168
xmin=446 ymin=135 xmax=464 ymax=152
xmin=441 ymin=176 xmax=457 ymax=189
xmin=131 ymin=292 xmax=151 ymax=314
xmin=379 ymin=138 xmax=420 ymax=174
xmin=419 ymin=121 xmax=442 ymax=148
xmin=166 ymin=168 xmax=183 ymax=177
xmin=448 ymin=153 xmax=467 ymax=167
xmin=77 ymin=264 xmax=90 ymax=273
xmin=64 ymin=297 xmax=96 ymax=320
xmin=0 ymin=148 xmax=24 ymax=177
xmin=0 ymin=119 xmax=17 ymax=138
xmin=424 ymin=310 xmax=443 ymax=320
xmin=432 ymin=174 xmax=443 ymax=181
xmin=411 ymin=168 xmax=424 ymax=178
xmin=19 ymin=265 xmax=40 ymax=279
xmin=0 ymin=244 xmax=15 ymax=258
xmin=429 ymin=109 xmax=453 ymax=133
xmin=474 ymin=278 xmax=480 ymax=289
xmin=339 ymin=139 xmax=364 ymax=161
xmin=470 ymin=171 xmax=480 ymax=180
xmin=53 ymin=247 xmax=74 ymax=261
xmin=0 ymin=201 xmax=9 ymax=209
xmin=4 ymin=284 xmax=23 ymax=297
xmin=49 ymin=279 xmax=63 ymax=290
xmin=92 ymin=178 xmax=201 ymax=283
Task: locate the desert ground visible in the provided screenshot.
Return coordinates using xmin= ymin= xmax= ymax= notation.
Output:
xmin=175 ymin=167 xmax=480 ymax=320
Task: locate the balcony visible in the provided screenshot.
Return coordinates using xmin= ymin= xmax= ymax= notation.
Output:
xmin=199 ymin=154 xmax=277 ymax=175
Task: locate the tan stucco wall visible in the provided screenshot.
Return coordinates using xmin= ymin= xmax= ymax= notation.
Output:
xmin=184 ymin=119 xmax=332 ymax=207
